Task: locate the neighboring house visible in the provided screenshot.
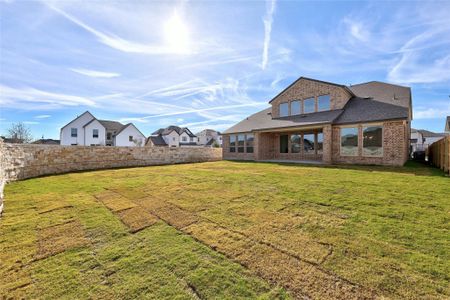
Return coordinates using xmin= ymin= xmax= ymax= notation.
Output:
xmin=410 ymin=128 xmax=424 ymax=153
xmin=147 ymin=126 xmax=197 ymax=147
xmin=445 ymin=116 xmax=450 ymax=133
xmin=32 ymin=138 xmax=60 ymax=145
xmin=196 ymin=129 xmax=222 ymax=147
xmin=60 ymin=111 xmax=145 ymax=146
xmin=222 ymin=77 xmax=412 ymax=166
xmin=419 ymin=130 xmax=446 ymax=147
xmin=0 ymin=136 xmax=23 ymax=143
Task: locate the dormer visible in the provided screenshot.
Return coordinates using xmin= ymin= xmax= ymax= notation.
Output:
xmin=269 ymin=77 xmax=354 ymax=118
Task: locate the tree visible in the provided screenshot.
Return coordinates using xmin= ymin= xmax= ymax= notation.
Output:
xmin=7 ymin=122 xmax=33 ymax=143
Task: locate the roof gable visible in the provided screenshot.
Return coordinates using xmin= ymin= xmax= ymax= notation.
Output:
xmin=60 ymin=111 xmax=95 ymax=131
xmin=268 ymin=77 xmax=355 ymax=104
xmin=115 ymin=123 xmax=146 ymax=138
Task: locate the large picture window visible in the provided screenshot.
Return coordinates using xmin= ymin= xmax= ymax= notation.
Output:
xmin=318 ymin=95 xmax=330 ymax=111
xmin=317 ymin=132 xmax=323 ymax=154
xmin=303 ymin=134 xmax=315 ymax=153
xmin=246 ymin=134 xmax=254 ymax=153
xmin=279 ymin=103 xmax=289 ymax=117
xmin=290 ymin=100 xmax=301 ymax=115
xmin=341 ymin=127 xmax=358 ymax=156
xmin=290 ymin=134 xmax=301 ymax=153
xmin=229 ymin=135 xmax=236 ymax=152
xmin=303 ymin=98 xmax=315 ymax=113
xmin=363 ymin=126 xmax=383 ymax=156
xmin=280 ymin=135 xmax=288 ymax=153
xmin=237 ymin=134 xmax=245 ymax=153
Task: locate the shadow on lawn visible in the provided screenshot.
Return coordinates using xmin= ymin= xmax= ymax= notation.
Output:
xmin=230 ymin=160 xmax=445 ymax=177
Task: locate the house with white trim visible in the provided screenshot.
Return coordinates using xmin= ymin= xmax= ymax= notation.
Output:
xmin=146 ymin=125 xmax=198 ymax=147
xmin=196 ymin=129 xmax=222 ymax=147
xmin=60 ymin=111 xmax=146 ymax=146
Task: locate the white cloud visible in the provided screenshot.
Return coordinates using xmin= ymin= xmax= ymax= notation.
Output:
xmin=0 ymin=85 xmax=96 ymax=109
xmin=70 ymin=68 xmax=120 ymax=78
xmin=46 ymin=4 xmax=192 ymax=55
xmin=261 ymin=0 xmax=276 ymax=70
xmin=414 ymin=104 xmax=450 ymax=120
xmin=35 ymin=114 xmax=51 ymax=119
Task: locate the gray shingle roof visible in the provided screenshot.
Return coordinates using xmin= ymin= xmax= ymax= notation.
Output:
xmin=98 ymin=120 xmax=125 ymax=132
xmin=417 ymin=130 xmax=447 ymax=138
xmin=348 ymin=81 xmax=411 ymax=111
xmin=148 ymin=135 xmax=167 ymax=146
xmin=152 ymin=125 xmax=196 ymax=137
xmin=333 ymin=97 xmax=409 ymax=125
xmin=223 ymin=108 xmax=344 ymax=134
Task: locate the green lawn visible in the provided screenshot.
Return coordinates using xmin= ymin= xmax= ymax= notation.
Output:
xmin=1 ymin=161 xmax=449 ymax=299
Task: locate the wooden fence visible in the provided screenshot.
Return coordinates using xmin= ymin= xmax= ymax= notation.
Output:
xmin=427 ymin=136 xmax=450 ymax=175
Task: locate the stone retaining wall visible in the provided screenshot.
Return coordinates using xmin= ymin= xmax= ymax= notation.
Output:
xmin=0 ymin=139 xmax=222 ymax=214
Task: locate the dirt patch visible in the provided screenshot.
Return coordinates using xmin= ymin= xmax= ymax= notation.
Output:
xmin=117 ymin=207 xmax=158 ymax=233
xmin=94 ymin=190 xmax=136 ymax=212
xmin=36 ymin=220 xmax=89 ymax=260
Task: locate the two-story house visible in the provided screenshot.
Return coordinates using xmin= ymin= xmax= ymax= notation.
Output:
xmin=196 ymin=129 xmax=222 ymax=147
xmin=223 ymin=77 xmax=412 ymax=166
xmin=60 ymin=111 xmax=146 ymax=146
xmin=146 ymin=125 xmax=198 ymax=147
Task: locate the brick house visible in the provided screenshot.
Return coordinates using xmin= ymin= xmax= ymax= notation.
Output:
xmin=222 ymin=77 xmax=412 ymax=166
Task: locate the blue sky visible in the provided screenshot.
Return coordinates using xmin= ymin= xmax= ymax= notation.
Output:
xmin=1 ymin=0 xmax=449 ymax=139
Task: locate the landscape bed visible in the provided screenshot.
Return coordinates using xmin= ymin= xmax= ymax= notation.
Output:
xmin=0 ymin=161 xmax=449 ymax=299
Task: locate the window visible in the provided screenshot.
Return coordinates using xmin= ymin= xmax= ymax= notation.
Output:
xmin=304 ymin=134 xmax=315 ymax=153
xmin=182 ymin=136 xmax=187 ymax=142
xmin=341 ymin=127 xmax=358 ymax=156
xmin=107 ymin=132 xmax=112 ymax=140
xmin=290 ymin=100 xmax=301 ymax=115
xmin=318 ymin=95 xmax=330 ymax=111
xmin=280 ymin=135 xmax=288 ymax=153
xmin=129 ymin=136 xmax=133 ymax=142
xmin=230 ymin=135 xmax=236 ymax=152
xmin=279 ymin=103 xmax=289 ymax=117
xmin=291 ymin=134 xmax=301 ymax=153
xmin=71 ymin=128 xmax=77 ymax=137
xmin=303 ymin=97 xmax=315 ymax=113
xmin=237 ymin=134 xmax=245 ymax=153
xmin=93 ymin=129 xmax=99 ymax=138
xmin=190 ymin=137 xmax=194 ymax=142
xmin=317 ymin=132 xmax=324 ymax=154
xmin=246 ymin=134 xmax=254 ymax=153
xmin=363 ymin=126 xmax=383 ymax=156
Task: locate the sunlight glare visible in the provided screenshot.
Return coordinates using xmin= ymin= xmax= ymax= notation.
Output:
xmin=164 ymin=12 xmax=190 ymax=54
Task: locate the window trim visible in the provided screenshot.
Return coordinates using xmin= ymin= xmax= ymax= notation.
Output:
xmin=317 ymin=94 xmax=331 ymax=112
xmin=129 ymin=135 xmax=134 ymax=142
xmin=362 ymin=124 xmax=384 ymax=157
xmin=290 ymin=100 xmax=302 ymax=116
xmin=303 ymin=97 xmax=316 ymax=114
xmin=340 ymin=126 xmax=359 ymax=157
xmin=92 ymin=129 xmax=99 ymax=138
xmin=229 ymin=135 xmax=236 ymax=153
xmin=237 ymin=134 xmax=245 ymax=153
xmin=303 ymin=133 xmax=316 ymax=155
xmin=71 ymin=128 xmax=77 ymax=137
xmin=245 ymin=133 xmax=254 ymax=153
xmin=279 ymin=102 xmax=289 ymax=117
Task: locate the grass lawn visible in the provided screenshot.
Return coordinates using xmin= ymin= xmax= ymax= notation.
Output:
xmin=1 ymin=161 xmax=449 ymax=299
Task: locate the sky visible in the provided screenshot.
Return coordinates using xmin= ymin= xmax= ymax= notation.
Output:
xmin=1 ymin=0 xmax=449 ymax=140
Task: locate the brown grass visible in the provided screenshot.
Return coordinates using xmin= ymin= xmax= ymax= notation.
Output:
xmin=94 ymin=190 xmax=136 ymax=212
xmin=117 ymin=207 xmax=158 ymax=233
xmin=36 ymin=220 xmax=88 ymax=260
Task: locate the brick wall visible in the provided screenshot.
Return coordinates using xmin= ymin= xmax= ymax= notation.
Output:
xmin=271 ymin=78 xmax=352 ymax=118
xmin=0 ymin=140 xmax=222 ymax=214
xmin=331 ymin=120 xmax=408 ymax=166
